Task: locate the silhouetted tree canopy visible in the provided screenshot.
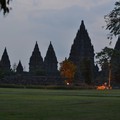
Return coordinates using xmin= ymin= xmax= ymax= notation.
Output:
xmin=0 ymin=0 xmax=12 ymax=15
xmin=59 ymin=58 xmax=76 ymax=85
xmin=96 ymin=47 xmax=114 ymax=67
xmin=105 ymin=1 xmax=120 ymax=39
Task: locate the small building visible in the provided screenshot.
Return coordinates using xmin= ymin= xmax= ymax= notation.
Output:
xmin=16 ymin=60 xmax=23 ymax=74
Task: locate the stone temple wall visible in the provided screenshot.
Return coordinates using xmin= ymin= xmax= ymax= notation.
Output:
xmin=0 ymin=75 xmax=64 ymax=86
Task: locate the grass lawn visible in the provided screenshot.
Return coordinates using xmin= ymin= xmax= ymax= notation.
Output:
xmin=0 ymin=88 xmax=120 ymax=120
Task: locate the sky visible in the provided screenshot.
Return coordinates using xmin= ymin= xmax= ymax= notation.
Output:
xmin=0 ymin=0 xmax=118 ymax=71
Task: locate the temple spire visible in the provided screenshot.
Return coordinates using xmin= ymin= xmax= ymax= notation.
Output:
xmin=16 ymin=60 xmax=23 ymax=73
xmin=114 ymin=37 xmax=120 ymax=50
xmin=29 ymin=41 xmax=44 ymax=74
xmin=44 ymin=42 xmax=58 ymax=75
xmin=69 ymin=20 xmax=95 ymax=84
xmin=0 ymin=47 xmax=11 ymax=71
xmin=79 ymin=20 xmax=86 ymax=32
xmin=111 ymin=37 xmax=120 ymax=84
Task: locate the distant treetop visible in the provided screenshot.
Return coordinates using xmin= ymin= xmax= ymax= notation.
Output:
xmin=0 ymin=0 xmax=12 ymax=15
xmin=105 ymin=1 xmax=120 ymax=39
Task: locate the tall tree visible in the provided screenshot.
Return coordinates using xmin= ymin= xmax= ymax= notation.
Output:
xmin=105 ymin=1 xmax=120 ymax=39
xmin=81 ymin=58 xmax=93 ymax=85
xmin=96 ymin=47 xmax=114 ymax=88
xmin=0 ymin=0 xmax=12 ymax=15
xmin=59 ymin=58 xmax=76 ymax=85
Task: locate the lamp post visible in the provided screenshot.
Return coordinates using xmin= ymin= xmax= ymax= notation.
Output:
xmin=108 ymin=63 xmax=111 ymax=89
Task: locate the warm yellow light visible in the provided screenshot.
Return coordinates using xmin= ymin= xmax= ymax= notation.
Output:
xmin=67 ymin=83 xmax=70 ymax=86
xmin=97 ymin=84 xmax=112 ymax=90
xmin=97 ymin=85 xmax=106 ymax=90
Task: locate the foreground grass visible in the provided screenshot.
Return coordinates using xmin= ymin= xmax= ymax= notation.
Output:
xmin=0 ymin=88 xmax=120 ymax=120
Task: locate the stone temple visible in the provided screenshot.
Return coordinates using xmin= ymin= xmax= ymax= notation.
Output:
xmin=0 ymin=20 xmax=120 ymax=86
xmin=44 ymin=41 xmax=58 ymax=76
xmin=0 ymin=47 xmax=11 ymax=72
xmin=69 ymin=20 xmax=95 ymax=84
xmin=111 ymin=37 xmax=120 ymax=84
xmin=29 ymin=41 xmax=44 ymax=75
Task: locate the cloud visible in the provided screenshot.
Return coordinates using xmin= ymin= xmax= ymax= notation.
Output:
xmin=14 ymin=0 xmax=114 ymax=11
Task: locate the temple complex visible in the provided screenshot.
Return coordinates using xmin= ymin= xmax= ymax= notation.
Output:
xmin=0 ymin=20 xmax=120 ymax=86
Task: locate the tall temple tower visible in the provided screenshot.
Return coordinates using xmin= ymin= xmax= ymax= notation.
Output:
xmin=0 ymin=47 xmax=11 ymax=72
xmin=44 ymin=42 xmax=58 ymax=76
xmin=111 ymin=37 xmax=120 ymax=84
xmin=114 ymin=37 xmax=120 ymax=50
xmin=69 ymin=20 xmax=95 ymax=84
xmin=29 ymin=42 xmax=44 ymax=74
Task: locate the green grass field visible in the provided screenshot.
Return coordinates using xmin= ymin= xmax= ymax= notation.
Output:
xmin=0 ymin=88 xmax=120 ymax=120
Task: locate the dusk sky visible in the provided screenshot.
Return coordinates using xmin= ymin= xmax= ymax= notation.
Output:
xmin=0 ymin=0 xmax=117 ymax=71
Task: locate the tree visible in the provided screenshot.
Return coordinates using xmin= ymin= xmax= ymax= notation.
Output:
xmin=105 ymin=1 xmax=120 ymax=39
xmin=0 ymin=0 xmax=12 ymax=15
xmin=96 ymin=47 xmax=113 ymax=66
xmin=81 ymin=58 xmax=93 ymax=85
xmin=59 ymin=58 xmax=76 ymax=85
xmin=96 ymin=47 xmax=114 ymax=88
